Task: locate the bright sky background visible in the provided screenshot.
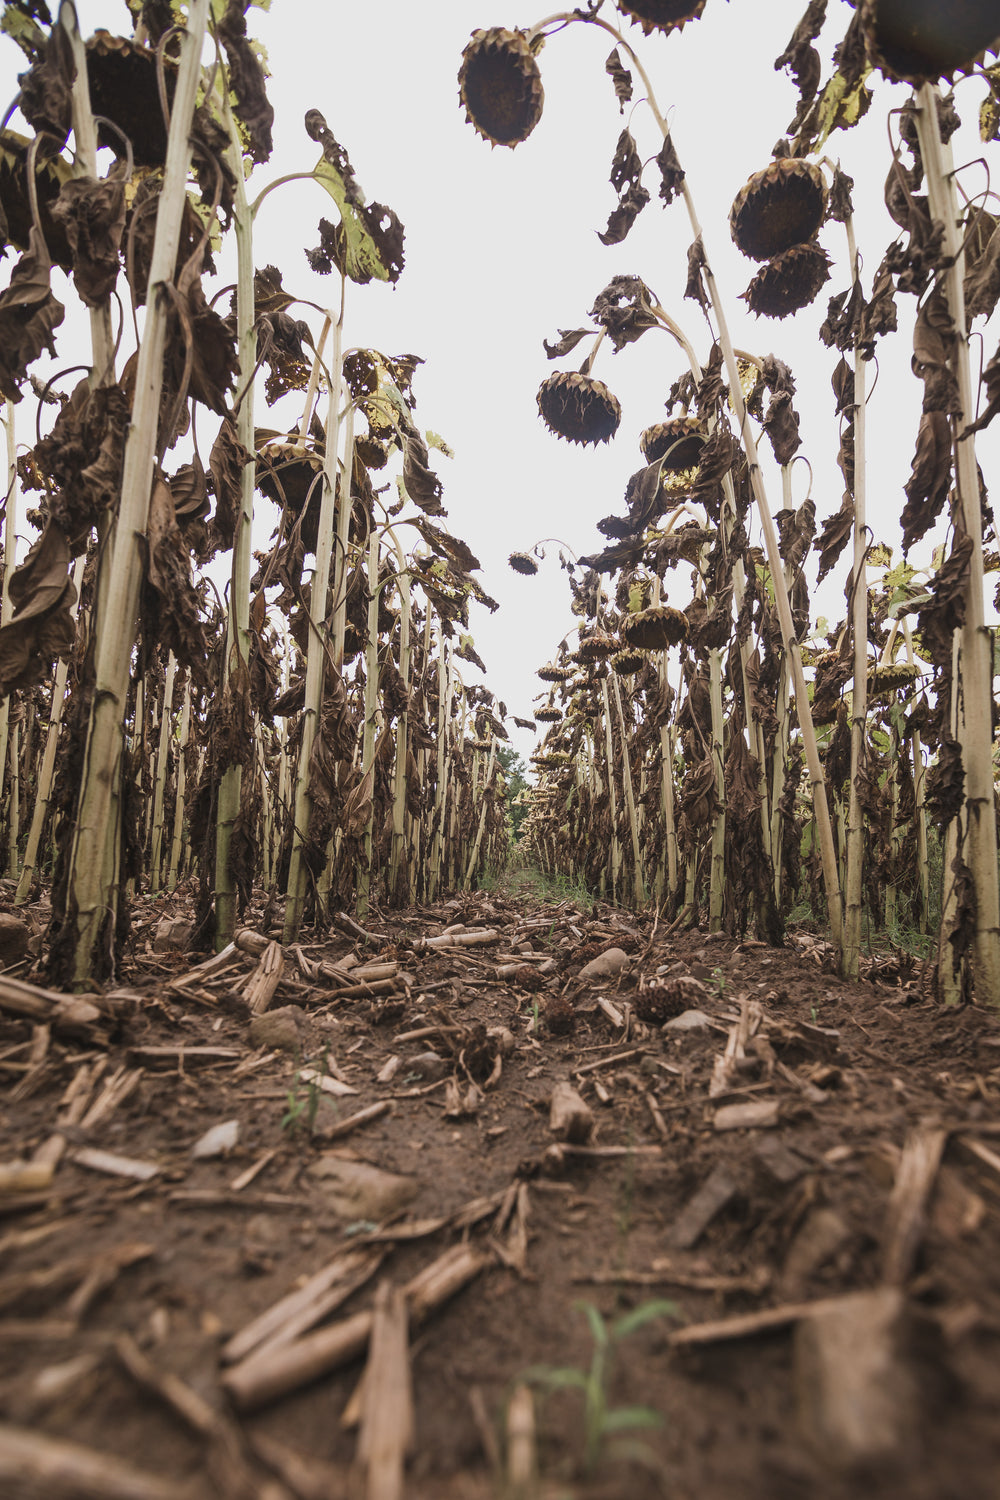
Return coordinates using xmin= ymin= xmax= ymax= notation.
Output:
xmin=9 ymin=1 xmax=1000 ymax=765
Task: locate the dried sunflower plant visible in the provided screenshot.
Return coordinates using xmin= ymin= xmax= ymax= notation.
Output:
xmin=0 ymin=0 xmax=512 ymax=985
xmin=459 ymin=0 xmax=1000 ymax=1004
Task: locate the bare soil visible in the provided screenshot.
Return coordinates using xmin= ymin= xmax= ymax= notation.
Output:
xmin=1 ymin=879 xmax=999 ymax=1499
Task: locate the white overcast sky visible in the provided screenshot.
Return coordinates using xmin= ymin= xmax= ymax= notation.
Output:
xmin=10 ymin=1 xmax=1000 ymax=762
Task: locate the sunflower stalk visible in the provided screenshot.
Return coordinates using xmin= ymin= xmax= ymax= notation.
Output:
xmin=58 ymin=0 xmax=210 ymax=986
xmin=387 ymin=531 xmax=412 ymax=906
xmin=167 ymin=675 xmax=191 ymax=892
xmin=149 ymin=652 xmax=177 ymax=896
xmin=15 ymin=586 xmax=82 ymax=901
xmin=914 ymin=84 xmax=1000 ymax=1006
xmin=581 ymin=11 xmax=844 ymax=956
xmin=843 ymin=207 xmax=869 ymax=981
xmin=608 ymin=668 xmax=646 ymax=904
xmin=356 ymin=525 xmax=382 ymax=921
xmin=599 ymin=678 xmax=622 ymax=902
xmin=283 ymin=314 xmax=345 ymax=943
xmin=0 ymin=402 xmax=17 ymax=852
xmin=214 ymin=81 xmax=259 ymax=946
xmin=464 ymin=737 xmax=498 ymax=887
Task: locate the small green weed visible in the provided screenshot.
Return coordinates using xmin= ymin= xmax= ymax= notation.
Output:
xmin=520 ymin=1298 xmax=679 ymax=1480
xmin=281 ymin=1048 xmax=330 ymax=1135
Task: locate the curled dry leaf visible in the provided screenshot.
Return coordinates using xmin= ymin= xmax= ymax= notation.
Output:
xmin=17 ymin=17 xmax=74 ymax=144
xmin=217 ymin=0 xmax=274 ymax=164
xmin=605 ymin=47 xmax=633 ymax=112
xmin=50 ymin=160 xmax=128 ymax=306
xmin=0 ymin=227 xmax=64 ymax=402
xmin=140 ymin=478 xmax=210 ymax=682
xmin=0 ymin=520 xmax=76 ymax=697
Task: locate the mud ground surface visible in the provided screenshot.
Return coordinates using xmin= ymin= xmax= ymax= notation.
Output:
xmin=1 ymin=877 xmax=999 ymax=1499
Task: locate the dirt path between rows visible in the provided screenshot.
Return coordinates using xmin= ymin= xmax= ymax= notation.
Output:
xmin=1 ymin=882 xmax=999 ymax=1499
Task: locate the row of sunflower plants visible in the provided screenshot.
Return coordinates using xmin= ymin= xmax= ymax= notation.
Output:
xmin=460 ymin=1 xmax=1000 ymax=1005
xmin=0 ymin=0 xmax=511 ymax=988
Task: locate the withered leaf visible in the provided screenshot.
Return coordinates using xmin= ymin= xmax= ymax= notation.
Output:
xmin=141 ymin=476 xmax=209 ymax=681
xmin=774 ymin=0 xmax=826 ymax=115
xmin=964 ymin=216 xmax=1000 ymax=321
xmin=0 ymin=519 xmax=75 ymax=696
xmin=925 ymin=733 xmax=965 ymax=831
xmin=402 ymin=430 xmax=445 ymax=516
xmin=609 ymin=128 xmax=642 ymax=194
xmin=777 ymin=498 xmax=816 ymax=573
xmin=217 ymin=0 xmax=274 ymax=164
xmin=964 ymin=339 xmax=1000 ymax=436
xmin=209 ymin=416 xmax=251 ymax=553
xmin=589 ymin=275 xmax=659 ymax=351
xmin=543 ymin=327 xmax=592 ymax=360
xmin=190 ymin=102 xmax=238 ymax=228
xmin=598 ymin=181 xmax=650 ymax=247
xmin=167 ymin=278 xmax=239 ymax=418
xmin=901 ymin=410 xmax=952 ymax=553
xmin=691 ymin=423 xmax=739 ymax=502
xmin=684 ymin=235 xmax=709 ymax=315
xmin=761 ymin=388 xmax=801 ymax=465
xmin=916 ymin=531 xmax=973 ymax=666
xmin=304 ymin=111 xmax=405 ymax=287
xmin=655 ymin=134 xmax=685 ymax=206
xmin=0 ymin=226 xmax=64 ymax=401
xmin=815 ymin=493 xmax=854 ymax=583
xmin=826 ymin=164 xmax=854 ymax=223
xmin=17 ymin=19 xmax=73 ymax=144
xmin=820 ymin=280 xmax=864 ymax=354
xmin=605 ymin=48 xmax=633 ymax=112
xmin=694 ymin=342 xmax=725 ymax=416
xmin=858 ymin=255 xmax=898 ymax=354
xmin=912 ymin=288 xmax=959 ymax=414
xmin=831 ymin=356 xmax=855 ymax=417
xmin=50 ymin=160 xmax=127 ymax=306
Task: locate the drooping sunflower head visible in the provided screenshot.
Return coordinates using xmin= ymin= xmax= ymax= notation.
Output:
xmin=537 ymin=662 xmax=576 ymax=683
xmin=615 ymin=1 xmax=708 ymax=36
xmin=508 ymin=550 xmax=539 ymax=575
xmin=459 ymin=28 xmax=544 ymax=147
xmin=620 ymin=605 xmax=689 ymax=651
xmin=612 ymin=646 xmax=648 ymax=675
xmin=576 ymin=628 xmax=618 ymax=663
xmin=537 ymin=372 xmax=622 ymax=446
xmin=729 ymin=159 xmax=827 ymax=262
xmin=640 ymin=416 xmax=706 ymax=471
xmin=860 ymin=0 xmax=1000 ymax=83
xmin=534 ymin=704 xmax=563 ymax=724
xmin=742 ymin=242 xmax=832 ymax=320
